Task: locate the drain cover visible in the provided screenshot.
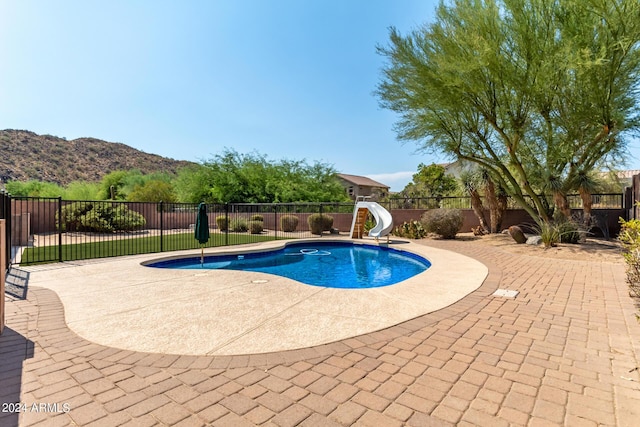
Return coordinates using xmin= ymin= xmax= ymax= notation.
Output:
xmin=493 ymin=289 xmax=519 ymax=298
xmin=252 ymin=279 xmax=269 ymax=284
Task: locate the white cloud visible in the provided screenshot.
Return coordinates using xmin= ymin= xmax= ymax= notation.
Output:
xmin=366 ymin=171 xmax=414 ymax=192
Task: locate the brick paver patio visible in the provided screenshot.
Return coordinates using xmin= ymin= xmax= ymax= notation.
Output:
xmin=1 ymin=239 xmax=639 ymax=426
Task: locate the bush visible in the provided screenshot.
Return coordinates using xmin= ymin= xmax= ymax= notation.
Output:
xmin=533 ymin=219 xmax=584 ymax=248
xmin=57 ymin=202 xmax=146 ymax=233
xmin=619 ymin=217 xmax=640 ymax=303
xmin=392 ymin=220 xmax=427 ymax=239
xmin=230 ymin=218 xmax=248 ymax=232
xmin=58 ymin=202 xmax=93 ymax=231
xmin=307 ymin=213 xmax=333 ymax=235
xmin=421 ymin=209 xmax=463 ymax=239
xmin=248 ymin=220 xmax=264 ymax=234
xmin=111 ymin=205 xmax=147 ymax=231
xmin=322 ymin=214 xmax=334 ymax=231
xmin=216 ymin=215 xmax=228 ymax=231
xmin=280 ymin=215 xmax=299 ymax=232
xmin=557 ymin=219 xmax=582 ymax=244
xmin=250 ymin=214 xmax=264 ymax=222
xmin=535 ymin=222 xmax=560 ymax=247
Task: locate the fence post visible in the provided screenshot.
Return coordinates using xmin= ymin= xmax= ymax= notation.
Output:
xmin=225 ymin=203 xmax=229 ymax=246
xmin=274 ymin=204 xmax=278 ymax=240
xmin=58 ymin=197 xmax=63 ymax=263
xmin=319 ymin=203 xmax=323 ymax=237
xmin=159 ymin=201 xmax=164 ymax=252
xmin=1 ymin=219 xmax=6 ymax=335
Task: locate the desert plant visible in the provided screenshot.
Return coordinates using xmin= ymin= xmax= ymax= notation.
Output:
xmin=392 ymin=220 xmax=427 ymax=239
xmin=230 ymin=218 xmax=248 ymax=232
xmin=58 ymin=202 xmax=93 ymax=231
xmin=535 ymin=221 xmax=561 ymax=247
xmin=248 ymin=220 xmax=264 ymax=234
xmin=363 ymin=215 xmax=375 ymax=233
xmin=308 ymin=213 xmax=332 ymax=235
xmin=619 ymin=215 xmax=640 ymax=320
xmin=57 ymin=202 xmax=146 ymax=233
xmin=322 ymin=214 xmax=334 ymax=231
xmin=421 ymin=209 xmax=463 ymax=239
xmin=556 ymin=218 xmax=582 ymax=244
xmin=280 ymin=215 xmax=299 ymax=232
xmin=250 ymin=214 xmax=264 ymax=222
xmin=109 ymin=205 xmax=147 ymax=231
xmin=216 ymin=215 xmax=228 ymax=231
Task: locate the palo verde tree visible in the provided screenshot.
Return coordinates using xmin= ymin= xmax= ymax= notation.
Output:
xmin=377 ymin=0 xmax=640 ymax=224
xmin=399 ymin=163 xmax=459 ymax=201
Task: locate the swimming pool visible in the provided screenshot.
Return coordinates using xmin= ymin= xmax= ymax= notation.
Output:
xmin=145 ymin=241 xmax=431 ymax=289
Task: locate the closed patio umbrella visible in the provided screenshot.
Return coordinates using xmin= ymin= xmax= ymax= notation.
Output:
xmin=195 ymin=202 xmax=210 ymax=265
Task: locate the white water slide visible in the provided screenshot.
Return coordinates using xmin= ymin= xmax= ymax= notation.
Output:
xmin=350 ymin=201 xmax=394 ymax=240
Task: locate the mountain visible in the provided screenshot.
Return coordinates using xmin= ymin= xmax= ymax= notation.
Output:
xmin=0 ymin=129 xmax=195 ymax=185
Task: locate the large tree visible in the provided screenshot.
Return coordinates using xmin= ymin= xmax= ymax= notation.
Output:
xmin=377 ymin=0 xmax=640 ymax=223
xmin=174 ymin=149 xmax=350 ymax=203
xmin=400 ymin=163 xmax=459 ymax=199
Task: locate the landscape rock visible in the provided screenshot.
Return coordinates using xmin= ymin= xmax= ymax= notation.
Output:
xmin=508 ymin=225 xmax=527 ymax=244
xmin=526 ymin=236 xmax=542 ymax=245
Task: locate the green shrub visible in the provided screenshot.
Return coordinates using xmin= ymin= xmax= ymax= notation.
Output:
xmin=533 ymin=219 xmax=583 ymax=247
xmin=216 ymin=215 xmax=228 ymax=231
xmin=421 ymin=209 xmax=463 ymax=239
xmin=308 ymin=213 xmax=333 ymax=235
xmin=535 ymin=221 xmax=560 ymax=247
xmin=230 ymin=218 xmax=248 ymax=232
xmin=363 ymin=215 xmax=375 ymax=233
xmin=618 ymin=217 xmax=640 ymax=315
xmin=392 ymin=220 xmax=427 ymax=239
xmin=557 ymin=219 xmax=582 ymax=244
xmin=322 ymin=214 xmax=334 ymax=231
xmin=57 ymin=202 xmax=146 ymax=233
xmin=58 ymin=202 xmax=93 ymax=231
xmin=80 ymin=211 xmax=114 ymax=233
xmin=280 ymin=215 xmax=299 ymax=232
xmin=108 ymin=205 xmax=146 ymax=231
xmin=248 ymin=220 xmax=264 ymax=234
xmin=250 ymin=214 xmax=264 ymax=222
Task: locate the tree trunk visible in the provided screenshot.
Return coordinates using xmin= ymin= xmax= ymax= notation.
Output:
xmin=495 ymin=192 xmax=508 ymax=232
xmin=485 ymin=177 xmax=499 ymax=233
xmin=469 ymin=188 xmax=489 ymax=233
xmin=553 ymin=190 xmax=572 ymax=219
xmin=579 ymin=187 xmax=593 ymax=227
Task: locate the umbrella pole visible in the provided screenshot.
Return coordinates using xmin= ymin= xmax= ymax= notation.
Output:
xmin=201 ymin=246 xmax=204 ymax=267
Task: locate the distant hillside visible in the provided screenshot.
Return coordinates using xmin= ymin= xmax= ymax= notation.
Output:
xmin=0 ymin=129 xmax=195 ymax=185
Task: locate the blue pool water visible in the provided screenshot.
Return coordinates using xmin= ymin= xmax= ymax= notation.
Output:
xmin=146 ymin=241 xmax=431 ymax=289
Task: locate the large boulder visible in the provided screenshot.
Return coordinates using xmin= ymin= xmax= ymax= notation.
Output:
xmin=508 ymin=225 xmax=527 ymax=244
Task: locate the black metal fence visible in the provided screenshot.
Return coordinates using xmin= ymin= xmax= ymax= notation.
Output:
xmin=1 ymin=191 xmax=10 ymax=271
xmin=0 ymin=192 xmax=627 ymax=268
xmin=5 ymin=197 xmax=359 ymax=266
xmin=387 ymin=193 xmax=624 ymax=210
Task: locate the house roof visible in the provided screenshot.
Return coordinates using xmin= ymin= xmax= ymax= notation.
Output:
xmin=613 ymin=170 xmax=640 ymax=179
xmin=337 ymin=173 xmax=390 ymax=189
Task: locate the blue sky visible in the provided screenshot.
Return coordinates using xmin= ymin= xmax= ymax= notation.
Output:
xmin=2 ymin=1 xmax=639 ymax=192
xmin=0 ymin=0 xmax=446 ymax=191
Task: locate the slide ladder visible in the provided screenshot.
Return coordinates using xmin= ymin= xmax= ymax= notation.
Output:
xmin=349 ymin=200 xmax=394 ymax=241
xmin=351 ymin=207 xmax=369 ymax=239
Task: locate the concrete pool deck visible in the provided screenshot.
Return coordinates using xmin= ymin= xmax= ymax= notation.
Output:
xmin=15 ymin=238 xmax=487 ymax=355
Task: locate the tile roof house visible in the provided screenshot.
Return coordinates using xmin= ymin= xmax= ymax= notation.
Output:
xmin=337 ymin=173 xmax=390 ymax=201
